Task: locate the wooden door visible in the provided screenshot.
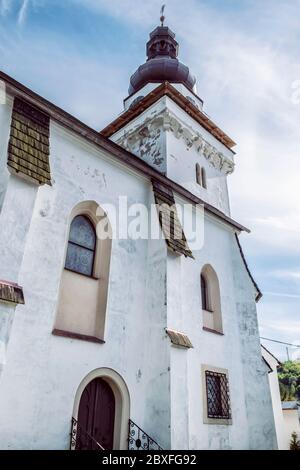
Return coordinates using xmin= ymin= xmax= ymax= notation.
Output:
xmin=76 ymin=378 xmax=115 ymax=450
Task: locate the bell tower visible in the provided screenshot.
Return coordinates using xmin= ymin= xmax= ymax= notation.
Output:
xmin=101 ymin=17 xmax=236 ymax=216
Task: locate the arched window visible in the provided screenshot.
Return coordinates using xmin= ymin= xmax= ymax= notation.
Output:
xmin=54 ymin=201 xmax=112 ymax=343
xmin=196 ymin=163 xmax=202 ymax=186
xmin=196 ymin=164 xmax=207 ymax=189
xmin=201 ymin=265 xmax=223 ymax=334
xmin=201 ymin=167 xmax=207 ymax=189
xmin=201 ymin=274 xmax=209 ymax=311
xmin=65 ymin=215 xmax=96 ymax=277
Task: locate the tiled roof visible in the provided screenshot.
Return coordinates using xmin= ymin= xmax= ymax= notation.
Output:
xmin=153 ymin=180 xmax=194 ymax=259
xmin=7 ymin=97 xmax=51 ymax=185
xmin=166 ymin=329 xmax=193 ymax=349
xmin=235 ymin=234 xmax=262 ymax=302
xmin=0 ymin=280 xmax=25 ymax=305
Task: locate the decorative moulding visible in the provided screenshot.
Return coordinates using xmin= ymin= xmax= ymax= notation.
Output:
xmin=115 ymin=108 xmax=235 ymax=175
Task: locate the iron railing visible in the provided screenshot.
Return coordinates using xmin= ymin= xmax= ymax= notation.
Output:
xmin=70 ymin=417 xmax=105 ymax=450
xmin=70 ymin=417 xmax=163 ymax=451
xmin=128 ymin=419 xmax=163 ymax=450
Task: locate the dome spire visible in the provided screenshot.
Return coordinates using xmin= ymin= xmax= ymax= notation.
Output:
xmin=128 ymin=13 xmax=196 ymax=95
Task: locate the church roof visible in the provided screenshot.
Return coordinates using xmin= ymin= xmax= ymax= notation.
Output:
xmin=0 ymin=70 xmax=246 ymax=235
xmin=261 ymin=344 xmax=281 ymax=365
xmin=101 ymin=81 xmax=236 ymax=150
xmin=235 ymin=234 xmax=262 ymax=302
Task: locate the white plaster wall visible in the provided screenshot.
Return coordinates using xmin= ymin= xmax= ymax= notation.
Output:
xmin=0 ymin=91 xmax=39 ymax=378
xmin=0 ymin=121 xmax=171 ymax=449
xmin=171 ymin=218 xmax=249 ymax=449
xmin=166 ymin=130 xmax=230 ymax=215
xmin=262 ymin=347 xmax=287 ymax=449
xmin=166 ymin=213 xmax=276 ymax=449
xmin=231 ymin=238 xmax=277 ymax=449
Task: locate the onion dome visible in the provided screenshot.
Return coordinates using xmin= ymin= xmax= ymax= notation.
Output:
xmin=128 ymin=23 xmax=196 ymax=95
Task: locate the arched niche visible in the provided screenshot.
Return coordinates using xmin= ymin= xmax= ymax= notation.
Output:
xmin=72 ymin=368 xmax=130 ymax=450
xmin=54 ymin=201 xmax=112 ymax=343
xmin=201 ymin=264 xmax=223 ymax=334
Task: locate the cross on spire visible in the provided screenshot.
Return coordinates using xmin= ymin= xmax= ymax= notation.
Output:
xmin=160 ymin=4 xmax=166 ymax=26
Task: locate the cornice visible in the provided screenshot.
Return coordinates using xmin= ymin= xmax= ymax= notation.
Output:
xmin=101 ymin=82 xmax=236 ymax=150
xmin=114 ymin=108 xmax=235 ymax=175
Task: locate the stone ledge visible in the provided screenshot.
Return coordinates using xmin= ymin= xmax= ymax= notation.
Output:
xmin=166 ymin=328 xmax=193 ymax=349
xmin=0 ymin=280 xmax=25 ymax=305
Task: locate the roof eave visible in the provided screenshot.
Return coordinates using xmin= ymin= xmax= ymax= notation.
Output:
xmin=0 ymin=70 xmax=247 ymax=234
xmin=101 ymin=81 xmax=236 ymax=151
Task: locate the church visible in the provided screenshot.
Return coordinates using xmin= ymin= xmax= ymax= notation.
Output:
xmin=0 ymin=16 xmax=277 ymax=450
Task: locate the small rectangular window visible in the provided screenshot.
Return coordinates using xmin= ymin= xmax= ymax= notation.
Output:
xmin=205 ymin=370 xmax=231 ymax=419
xmin=202 ymin=366 xmax=232 ymax=424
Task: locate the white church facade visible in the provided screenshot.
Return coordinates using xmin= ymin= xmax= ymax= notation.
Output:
xmin=0 ymin=20 xmax=277 ymax=450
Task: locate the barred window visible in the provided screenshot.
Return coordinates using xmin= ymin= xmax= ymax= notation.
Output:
xmin=65 ymin=215 xmax=96 ymax=277
xmin=205 ymin=370 xmax=231 ymax=419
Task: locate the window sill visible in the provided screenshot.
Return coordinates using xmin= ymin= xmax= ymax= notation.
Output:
xmin=203 ymin=417 xmax=232 ymax=426
xmin=202 ymin=327 xmax=224 ymax=336
xmin=52 ymin=329 xmax=105 ymax=344
xmin=64 ymin=267 xmax=99 ymax=281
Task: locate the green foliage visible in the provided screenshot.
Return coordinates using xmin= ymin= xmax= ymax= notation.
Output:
xmin=278 ymin=360 xmax=300 ymax=401
xmin=290 ymin=432 xmax=300 ymax=451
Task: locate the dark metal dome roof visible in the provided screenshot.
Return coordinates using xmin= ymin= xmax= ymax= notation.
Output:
xmin=128 ymin=25 xmax=196 ymax=95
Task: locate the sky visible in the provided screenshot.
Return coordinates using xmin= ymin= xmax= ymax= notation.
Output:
xmin=0 ymin=0 xmax=299 ymax=360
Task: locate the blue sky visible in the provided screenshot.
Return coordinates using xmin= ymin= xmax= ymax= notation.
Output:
xmin=1 ymin=0 xmax=300 ymax=360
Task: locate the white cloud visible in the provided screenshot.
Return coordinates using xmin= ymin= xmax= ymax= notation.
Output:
xmin=17 ymin=0 xmax=29 ymax=25
xmin=269 ymin=270 xmax=300 ymax=283
xmin=264 ymin=291 xmax=300 ymax=299
xmin=261 ymin=320 xmax=300 ymax=336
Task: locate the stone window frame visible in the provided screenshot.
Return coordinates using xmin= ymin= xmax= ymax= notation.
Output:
xmin=201 ymin=364 xmax=232 ymax=426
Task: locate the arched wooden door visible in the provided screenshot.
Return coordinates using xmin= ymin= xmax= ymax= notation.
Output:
xmin=76 ymin=378 xmax=115 ymax=450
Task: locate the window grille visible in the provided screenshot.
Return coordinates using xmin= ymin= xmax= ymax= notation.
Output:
xmin=205 ymin=370 xmax=231 ymax=419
